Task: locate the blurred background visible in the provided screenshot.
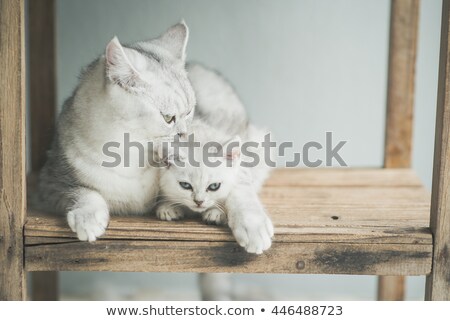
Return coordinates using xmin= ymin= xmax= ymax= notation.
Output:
xmin=27 ymin=0 xmax=442 ymax=300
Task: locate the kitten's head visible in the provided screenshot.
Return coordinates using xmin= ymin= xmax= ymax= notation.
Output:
xmin=103 ymin=22 xmax=195 ymax=139
xmin=159 ymin=137 xmax=241 ymax=212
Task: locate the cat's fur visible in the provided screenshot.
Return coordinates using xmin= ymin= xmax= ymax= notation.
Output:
xmin=157 ymin=64 xmax=274 ymax=254
xmin=36 ymin=23 xmax=196 ymax=241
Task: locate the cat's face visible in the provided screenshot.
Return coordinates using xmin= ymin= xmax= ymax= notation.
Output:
xmin=159 ymin=140 xmax=241 ymax=212
xmin=104 ymin=22 xmax=195 ymax=140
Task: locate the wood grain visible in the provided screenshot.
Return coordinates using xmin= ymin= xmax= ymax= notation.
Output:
xmin=384 ymin=0 xmax=419 ymax=168
xmin=25 ymin=240 xmax=431 ymax=275
xmin=25 ymin=169 xmax=432 ymax=275
xmin=0 ymin=0 xmax=26 ymax=301
xmin=380 ymin=0 xmax=420 ymax=300
xmin=425 ymin=0 xmax=450 ymax=301
xmin=377 ymin=276 xmax=405 ymax=301
xmin=25 ymin=213 xmax=432 ymax=245
xmin=26 ymin=169 xmax=431 ymax=245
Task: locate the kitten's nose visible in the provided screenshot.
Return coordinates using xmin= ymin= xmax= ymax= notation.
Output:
xmin=194 ymin=200 xmax=204 ymax=207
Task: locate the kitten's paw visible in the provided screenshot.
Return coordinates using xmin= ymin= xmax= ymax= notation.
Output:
xmin=156 ymin=203 xmax=184 ymax=221
xmin=231 ymin=211 xmax=274 ymax=255
xmin=202 ymin=208 xmax=228 ymax=225
xmin=67 ymin=206 xmax=109 ymax=242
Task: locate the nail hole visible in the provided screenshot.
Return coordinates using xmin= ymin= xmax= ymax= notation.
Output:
xmin=331 ymin=216 xmax=339 ymax=220
xmin=296 ymin=260 xmax=305 ymax=270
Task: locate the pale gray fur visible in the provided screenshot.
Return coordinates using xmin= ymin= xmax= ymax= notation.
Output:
xmin=158 ymin=64 xmax=274 ymax=255
xmin=186 ymin=63 xmax=248 ymax=137
xmin=36 ymin=22 xmax=196 ymax=241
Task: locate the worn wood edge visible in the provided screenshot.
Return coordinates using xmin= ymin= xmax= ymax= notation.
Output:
xmin=425 ymin=0 xmax=450 ymax=301
xmin=0 ymin=0 xmax=26 ymax=301
xmin=24 ymin=241 xmax=432 ymax=275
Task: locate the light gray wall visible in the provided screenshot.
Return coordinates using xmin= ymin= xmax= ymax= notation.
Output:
xmin=54 ymin=0 xmax=442 ymax=300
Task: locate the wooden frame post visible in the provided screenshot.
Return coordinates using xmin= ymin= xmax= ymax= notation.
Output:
xmin=425 ymin=0 xmax=450 ymax=301
xmin=28 ymin=0 xmax=59 ymax=300
xmin=379 ymin=0 xmax=420 ymax=301
xmin=0 ymin=0 xmax=27 ymax=300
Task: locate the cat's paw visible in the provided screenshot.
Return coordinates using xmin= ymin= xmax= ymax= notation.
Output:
xmin=156 ymin=203 xmax=184 ymax=221
xmin=231 ymin=211 xmax=274 ymax=255
xmin=67 ymin=206 xmax=109 ymax=242
xmin=202 ymin=208 xmax=228 ymax=225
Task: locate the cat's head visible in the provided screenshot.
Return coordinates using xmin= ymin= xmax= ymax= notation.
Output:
xmin=103 ymin=22 xmax=195 ymax=139
xmin=159 ymin=137 xmax=241 ymax=212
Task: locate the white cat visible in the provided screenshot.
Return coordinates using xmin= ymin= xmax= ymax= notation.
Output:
xmin=37 ymin=22 xmax=195 ymax=241
xmin=157 ymin=64 xmax=274 ymax=254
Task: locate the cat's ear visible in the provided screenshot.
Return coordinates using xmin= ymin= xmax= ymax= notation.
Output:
xmin=105 ymin=36 xmax=145 ymax=88
xmin=224 ymin=136 xmax=241 ymax=164
xmin=154 ymin=21 xmax=189 ymax=61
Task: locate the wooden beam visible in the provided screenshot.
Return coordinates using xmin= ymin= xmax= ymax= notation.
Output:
xmin=377 ymin=276 xmax=405 ymax=301
xmin=384 ymin=0 xmax=420 ymax=168
xmin=425 ymin=0 xmax=450 ymax=301
xmin=0 ymin=0 xmax=26 ymax=301
xmin=25 ymin=240 xmax=432 ymax=276
xmin=28 ymin=0 xmax=58 ymax=301
xmin=380 ymin=0 xmax=420 ymax=301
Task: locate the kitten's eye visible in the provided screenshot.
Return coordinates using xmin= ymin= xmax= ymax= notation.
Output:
xmin=179 ymin=182 xmax=192 ymax=190
xmin=162 ymin=114 xmax=175 ymax=124
xmin=207 ymin=183 xmax=221 ymax=192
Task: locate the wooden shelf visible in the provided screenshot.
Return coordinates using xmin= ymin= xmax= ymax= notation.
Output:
xmin=25 ymin=168 xmax=432 ymax=275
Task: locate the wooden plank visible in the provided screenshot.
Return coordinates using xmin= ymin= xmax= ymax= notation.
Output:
xmin=425 ymin=0 xmax=450 ymax=301
xmin=25 ymin=240 xmax=432 ymax=275
xmin=0 ymin=0 xmax=26 ymax=301
xmin=384 ymin=0 xmax=420 ymax=168
xmin=25 ymin=167 xmax=431 ymax=275
xmin=28 ymin=0 xmax=58 ymax=301
xmin=380 ymin=0 xmax=420 ymax=300
xmin=25 ymin=213 xmax=432 ymax=245
xmin=26 ymin=169 xmax=432 ymax=246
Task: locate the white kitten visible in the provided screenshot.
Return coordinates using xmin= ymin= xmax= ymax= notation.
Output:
xmin=157 ymin=64 xmax=274 ymax=254
xmin=157 ymin=120 xmax=241 ymax=223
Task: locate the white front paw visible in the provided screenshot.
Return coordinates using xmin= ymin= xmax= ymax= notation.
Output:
xmin=231 ymin=211 xmax=274 ymax=254
xmin=156 ymin=203 xmax=184 ymax=221
xmin=67 ymin=206 xmax=109 ymax=242
xmin=202 ymin=208 xmax=228 ymax=225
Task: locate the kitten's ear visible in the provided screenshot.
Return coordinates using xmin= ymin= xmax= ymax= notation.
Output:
xmin=105 ymin=36 xmax=144 ymax=88
xmin=154 ymin=21 xmax=189 ymax=61
xmin=155 ymin=143 xmax=173 ymax=168
xmin=224 ymin=136 xmax=241 ymax=163
xmin=156 ymin=143 xmax=183 ymax=168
